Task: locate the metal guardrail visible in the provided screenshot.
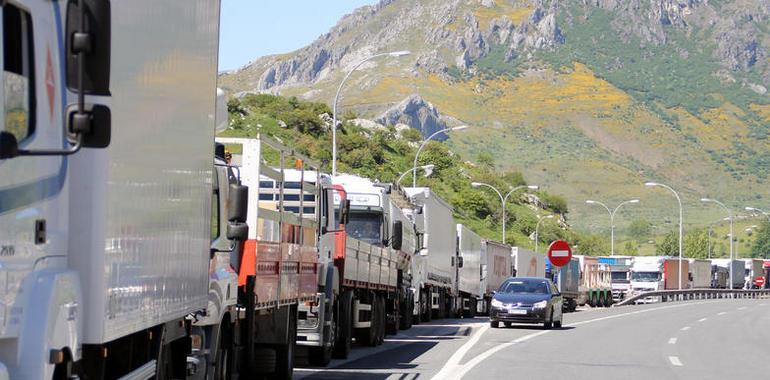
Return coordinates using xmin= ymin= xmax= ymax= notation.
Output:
xmin=614 ymin=289 xmax=770 ymax=307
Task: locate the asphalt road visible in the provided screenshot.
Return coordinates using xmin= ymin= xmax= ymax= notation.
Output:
xmin=294 ymin=299 xmax=770 ymax=380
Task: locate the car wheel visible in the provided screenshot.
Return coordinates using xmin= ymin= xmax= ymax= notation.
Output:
xmin=554 ymin=314 xmax=563 ymax=329
xmin=490 ymin=320 xmax=499 ymax=328
xmin=543 ymin=309 xmax=553 ymax=330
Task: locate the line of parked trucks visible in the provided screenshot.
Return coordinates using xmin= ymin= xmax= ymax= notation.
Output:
xmin=3 ymin=2 xmax=770 ymax=379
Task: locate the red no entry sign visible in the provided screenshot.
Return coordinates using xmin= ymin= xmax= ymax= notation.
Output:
xmin=755 ymin=277 xmax=766 ymax=288
xmin=548 ymin=240 xmax=572 ymax=267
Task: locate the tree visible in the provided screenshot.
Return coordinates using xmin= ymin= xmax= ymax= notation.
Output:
xmin=684 ymin=229 xmax=709 ymax=259
xmin=575 ymin=234 xmax=610 ymax=256
xmin=750 ymin=221 xmax=770 ymax=259
xmin=627 ymin=219 xmax=652 ymax=241
xmin=623 ymin=240 xmax=639 ymax=255
xmin=657 ymin=231 xmax=678 ymax=256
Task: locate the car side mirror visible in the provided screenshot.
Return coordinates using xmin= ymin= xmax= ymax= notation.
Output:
xmin=391 ymin=220 xmax=403 ymax=250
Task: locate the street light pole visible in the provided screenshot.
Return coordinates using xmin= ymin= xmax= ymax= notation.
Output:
xmin=412 ymin=125 xmax=468 ymax=187
xmin=646 ymin=182 xmax=684 ymax=290
xmin=535 ymin=215 xmax=554 ymax=254
xmin=745 ymin=207 xmax=770 ymax=223
xmin=472 ymin=183 xmax=539 ymax=243
xmin=332 ymin=51 xmax=411 ymax=176
xmin=396 ymin=164 xmax=434 ymax=186
xmin=586 ymin=199 xmax=640 ymax=256
xmin=702 ymin=198 xmax=734 ymax=289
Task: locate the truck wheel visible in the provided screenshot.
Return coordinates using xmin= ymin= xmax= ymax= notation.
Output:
xmin=387 ymin=297 xmax=399 ymax=335
xmin=213 ymin=322 xmax=234 ymax=380
xmin=271 ymin=306 xmax=296 ymax=380
xmin=308 ymin=344 xmax=332 ymax=367
xmin=377 ymin=297 xmax=386 ymax=344
xmin=469 ymin=298 xmax=478 ymax=318
xmin=503 ymin=322 xmax=512 ymax=328
xmin=333 ymin=290 xmax=353 ymax=359
xmin=587 ymin=292 xmax=596 ymax=308
xmin=422 ymin=291 xmax=432 ymax=322
xmin=490 ymin=320 xmax=499 ymax=328
xmin=355 ymin=298 xmax=378 ymax=347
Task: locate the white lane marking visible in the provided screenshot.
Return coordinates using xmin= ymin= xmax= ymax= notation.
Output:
xmin=760 ymin=303 xmax=766 ymax=306
xmin=383 ymin=338 xmax=445 ymax=343
xmin=717 ymin=312 xmax=727 ymax=316
xmin=296 ymin=368 xmax=414 ymax=375
xmin=738 ymin=306 xmax=747 ymax=310
xmin=668 ymin=338 xmax=677 ymax=345
xmin=697 ymin=318 xmax=707 ymax=322
xmin=427 ymin=323 xmax=489 ymax=380
xmin=680 ymin=326 xmax=691 ymax=331
xmin=432 ymin=302 xmax=703 ymax=380
xmin=669 ymin=356 xmax=683 ymax=366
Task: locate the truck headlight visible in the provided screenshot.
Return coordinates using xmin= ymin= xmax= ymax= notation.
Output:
xmin=533 ymin=300 xmax=548 ymax=309
xmin=491 ymin=299 xmax=504 ymax=308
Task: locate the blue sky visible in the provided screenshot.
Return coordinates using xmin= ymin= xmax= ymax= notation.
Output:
xmin=219 ymin=0 xmax=380 ymax=71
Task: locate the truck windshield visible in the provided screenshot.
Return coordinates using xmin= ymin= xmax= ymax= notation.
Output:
xmin=631 ymin=271 xmax=661 ymax=282
xmin=347 ymin=211 xmax=382 ymax=245
xmin=611 ymin=271 xmax=629 ymax=282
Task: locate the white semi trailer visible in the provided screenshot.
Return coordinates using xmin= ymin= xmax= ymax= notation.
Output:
xmin=455 ymin=225 xmax=482 ymax=318
xmin=478 ymin=240 xmax=512 ymax=315
xmin=511 ymin=247 xmax=545 ymax=278
xmin=0 ymin=1 xmax=222 ymax=378
xmin=405 ymin=187 xmax=458 ymax=320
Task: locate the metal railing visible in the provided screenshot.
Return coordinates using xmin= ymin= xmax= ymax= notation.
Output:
xmin=614 ymin=288 xmax=770 ymax=307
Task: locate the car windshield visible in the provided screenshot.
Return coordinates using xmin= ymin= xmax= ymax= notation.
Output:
xmin=499 ymin=279 xmax=550 ymax=294
xmin=346 ymin=211 xmax=382 ymax=245
xmin=632 ymin=271 xmax=661 ymax=282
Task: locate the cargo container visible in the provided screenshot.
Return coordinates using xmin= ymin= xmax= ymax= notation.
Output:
xmin=511 ymin=247 xmax=545 ymax=278
xmin=688 ymin=259 xmax=712 ymax=289
xmin=455 ymin=225 xmax=483 ymax=317
xmin=575 ymin=256 xmax=613 ymax=307
xmin=553 ymin=258 xmax=581 ymax=312
xmin=478 ymin=240 xmax=512 ymax=315
xmin=741 ymin=259 xmax=765 ymax=289
xmin=663 ymin=259 xmax=689 ymax=290
xmin=405 ymin=188 xmax=458 ymax=319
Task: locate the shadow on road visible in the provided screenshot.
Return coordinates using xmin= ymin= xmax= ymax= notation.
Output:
xmin=298 ymin=341 xmax=437 ymax=379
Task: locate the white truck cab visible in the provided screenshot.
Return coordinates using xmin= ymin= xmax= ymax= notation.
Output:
xmin=630 ymin=256 xmax=666 ymax=294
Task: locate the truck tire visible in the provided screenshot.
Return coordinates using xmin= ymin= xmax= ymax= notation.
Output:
xmin=333 ymin=291 xmax=353 ymax=359
xmin=587 ymin=292 xmax=596 ymax=308
xmin=470 ymin=298 xmax=478 ymax=318
xmin=387 ymin=297 xmax=399 ymax=335
xmin=355 ymin=298 xmax=377 ymax=347
xmin=490 ymin=320 xmax=499 ymax=328
xmin=377 ymin=296 xmax=388 ymax=346
xmin=421 ymin=291 xmax=432 ymax=322
xmin=270 ymin=306 xmax=296 ymax=380
xmin=213 ymin=321 xmax=235 ymax=380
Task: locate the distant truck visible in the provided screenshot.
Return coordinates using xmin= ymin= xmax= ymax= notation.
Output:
xmin=405 ymin=187 xmax=458 ymax=320
xmin=575 ymin=256 xmax=613 ymax=307
xmin=741 ymin=259 xmax=765 ymax=289
xmin=455 ymin=225 xmax=483 ymax=318
xmin=511 ymin=247 xmax=545 ymax=278
xmin=552 ymin=258 xmax=581 ymax=312
xmin=711 ymin=259 xmax=745 ymax=289
xmin=688 ymin=259 xmax=712 ymax=289
xmin=663 ymin=259 xmax=689 ymax=290
xmin=598 ymin=256 xmax=634 ymax=301
xmin=478 ymin=240 xmax=512 ymax=315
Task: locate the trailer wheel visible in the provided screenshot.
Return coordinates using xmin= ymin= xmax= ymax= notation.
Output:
xmin=271 ymin=306 xmax=296 ymax=380
xmin=333 ymin=290 xmax=353 ymax=359
xmin=355 ymin=296 xmax=378 ymax=347
xmin=377 ymin=296 xmax=386 ymax=344
xmin=387 ymin=296 xmax=399 ymax=335
xmin=401 ymin=295 xmax=413 ymax=330
xmin=421 ymin=291 xmax=432 ymax=322
xmin=587 ymin=292 xmax=596 ymax=308
xmin=470 ymin=298 xmax=478 ymax=318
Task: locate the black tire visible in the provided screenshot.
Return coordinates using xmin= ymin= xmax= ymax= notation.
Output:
xmin=213 ymin=322 xmax=235 ymax=380
xmin=377 ymin=296 xmax=386 ymax=345
xmin=470 ymin=298 xmax=478 ymax=318
xmin=503 ymin=322 xmax=512 ymax=328
xmin=422 ymin=291 xmax=432 ymax=322
xmin=333 ymin=291 xmax=352 ymax=359
xmin=271 ymin=307 xmax=296 ymax=380
xmin=598 ymin=292 xmax=606 ymax=308
xmin=543 ymin=309 xmax=553 ymax=330
xmin=490 ymin=320 xmax=499 ymax=328
xmin=355 ymin=298 xmax=377 ymax=347
xmin=554 ymin=314 xmax=563 ymax=329
xmin=387 ymin=297 xmax=399 ymax=335
xmin=588 ymin=293 xmax=596 ymax=308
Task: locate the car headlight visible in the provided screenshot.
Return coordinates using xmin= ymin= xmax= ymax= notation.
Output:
xmin=491 ymin=299 xmax=504 ymax=308
xmin=533 ymin=300 xmax=548 ymax=309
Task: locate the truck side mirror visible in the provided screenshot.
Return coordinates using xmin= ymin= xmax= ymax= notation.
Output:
xmin=228 ymin=184 xmax=248 ymax=223
xmin=226 ymin=222 xmax=248 ymax=241
xmin=340 ymin=199 xmax=351 ymax=225
xmin=391 ymin=220 xmax=403 ymax=250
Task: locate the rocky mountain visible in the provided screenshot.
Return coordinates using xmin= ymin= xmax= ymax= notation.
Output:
xmin=220 ymin=0 xmax=770 ymax=233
